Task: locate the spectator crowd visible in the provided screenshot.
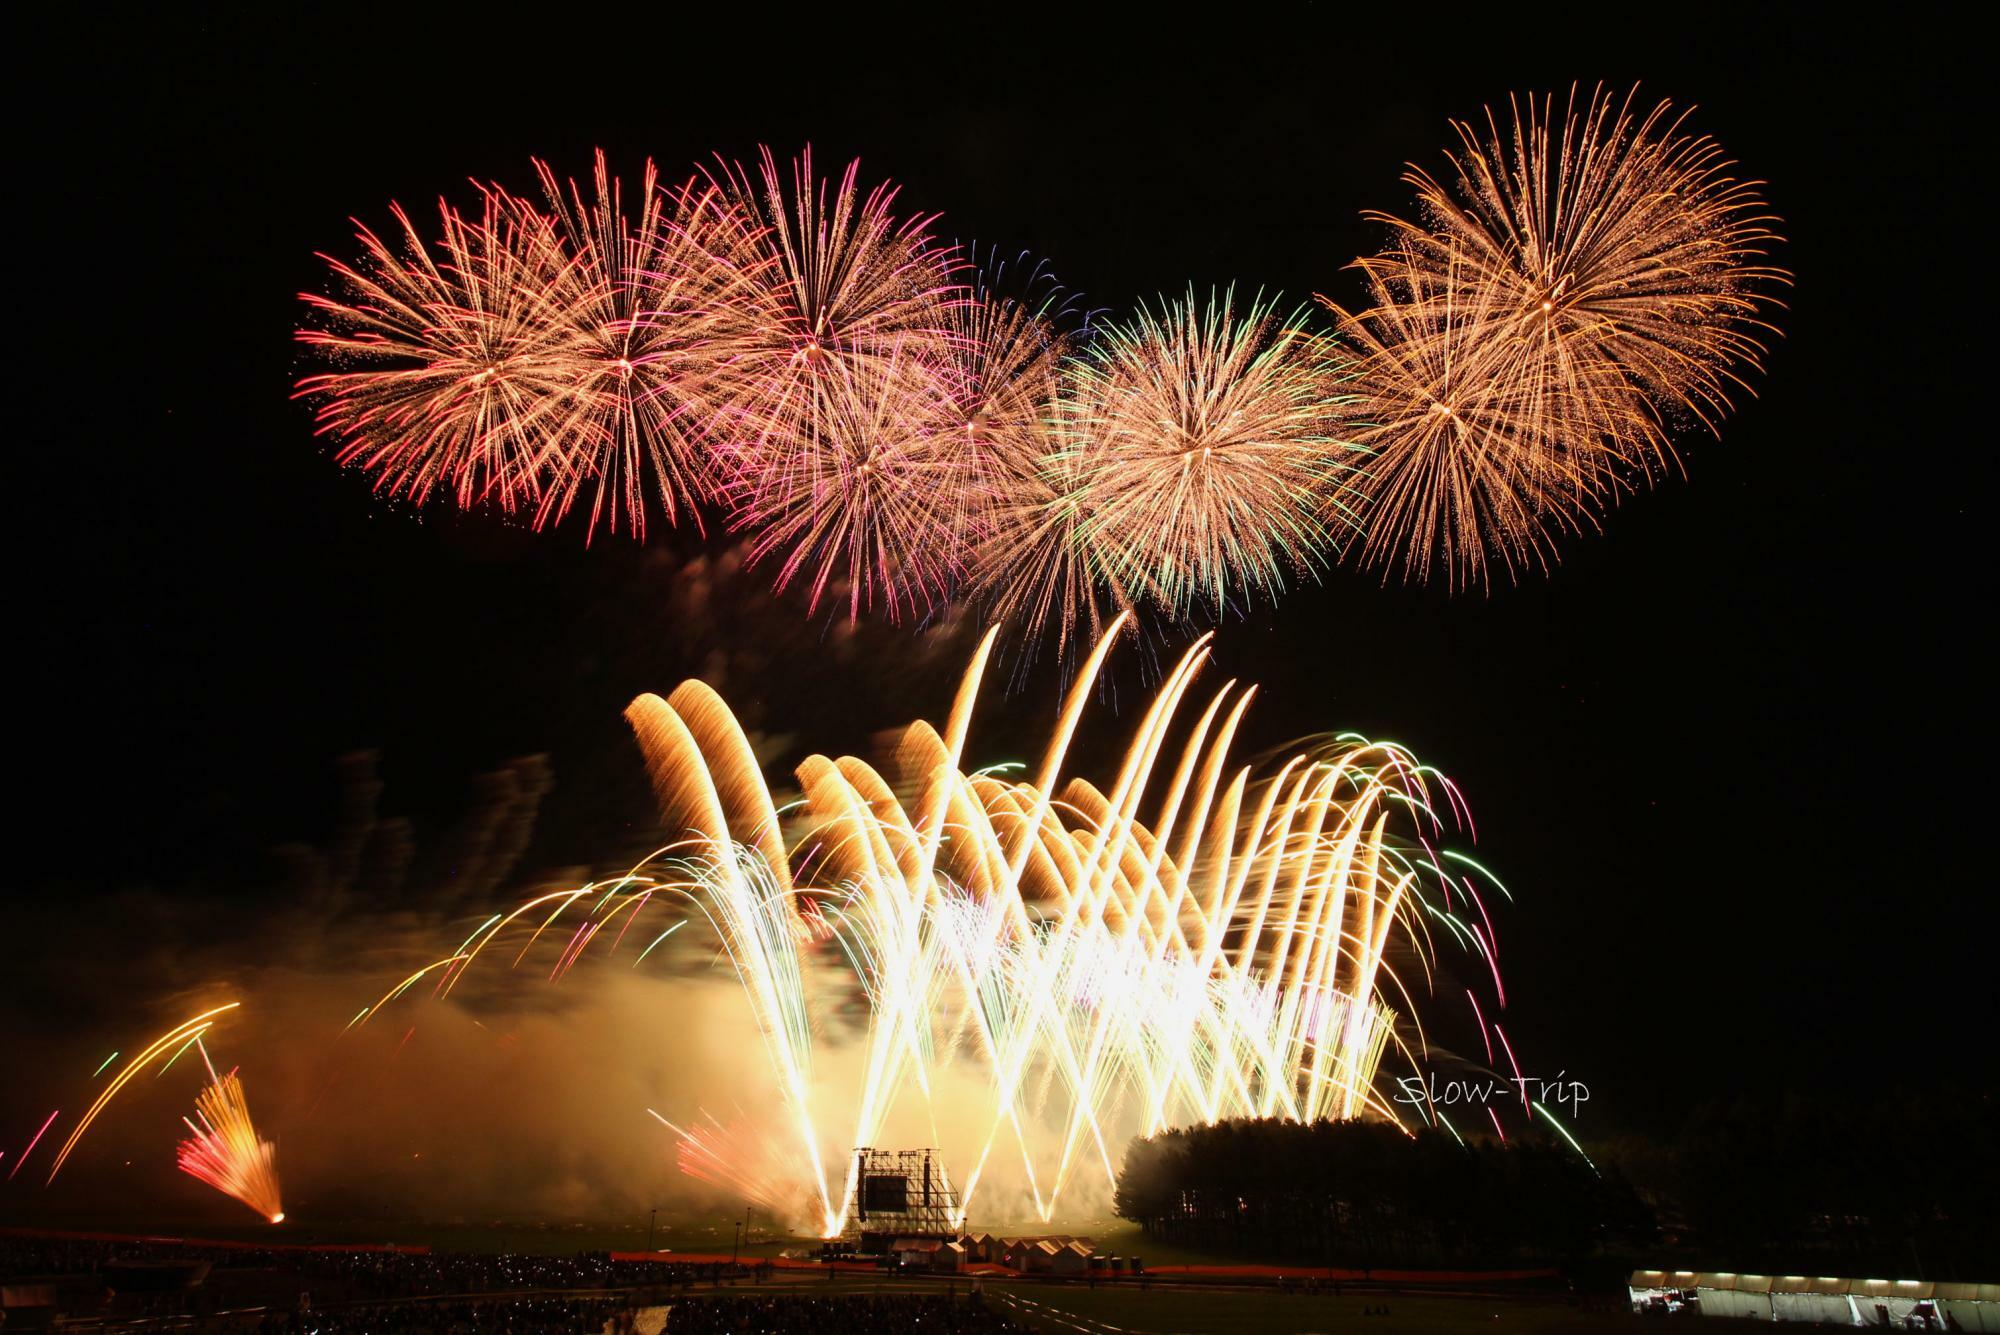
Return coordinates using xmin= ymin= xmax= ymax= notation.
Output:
xmin=1 ymin=1235 xmax=1034 ymax=1333
xmin=665 ymin=1293 xmax=1031 ymax=1333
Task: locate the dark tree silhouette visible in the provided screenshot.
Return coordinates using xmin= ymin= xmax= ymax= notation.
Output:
xmin=1114 ymin=1118 xmax=1631 ymax=1266
xmin=1117 ymin=1091 xmax=1999 ymax=1280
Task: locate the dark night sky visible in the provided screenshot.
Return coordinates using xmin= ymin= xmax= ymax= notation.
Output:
xmin=12 ymin=11 xmax=1984 ymax=1140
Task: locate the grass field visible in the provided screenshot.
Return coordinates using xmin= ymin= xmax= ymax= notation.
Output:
xmin=9 ymin=1212 xmax=1659 ymax=1332
xmin=8 ymin=1215 xmax=1665 ymax=1334
xmin=5 ymin=1210 xmax=1223 ymax=1267
xmin=3 ymin=1211 xmax=812 ymax=1258
xmin=986 ymin=1285 xmax=1636 ymax=1335
xmin=686 ymin=1278 xmax=1639 ymax=1335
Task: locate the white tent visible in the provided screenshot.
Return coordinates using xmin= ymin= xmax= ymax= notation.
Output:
xmin=1937 ymin=1281 xmax=2000 ymax=1332
xmin=1050 ymin=1242 xmax=1092 ymax=1276
xmin=1695 ymin=1273 xmax=1774 ymax=1320
xmin=1629 ymin=1270 xmax=2000 ymax=1327
xmin=1768 ymin=1276 xmax=1857 ymax=1325
xmin=1627 ymin=1268 xmax=1702 ymax=1314
xmin=1851 ymin=1278 xmax=1936 ymax=1327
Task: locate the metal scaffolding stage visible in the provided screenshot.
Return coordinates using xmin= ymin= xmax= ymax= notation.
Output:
xmin=847 ymin=1147 xmax=959 ymax=1246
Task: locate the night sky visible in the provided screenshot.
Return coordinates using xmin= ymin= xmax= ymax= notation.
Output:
xmin=14 ymin=10 xmax=1981 ymax=1154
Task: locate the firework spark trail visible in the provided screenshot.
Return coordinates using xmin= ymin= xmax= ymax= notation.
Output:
xmin=648 ymin=1107 xmax=814 ymax=1220
xmin=8 ymin=1109 xmax=59 ymax=1181
xmin=347 ymin=955 xmax=469 ymax=1028
xmin=157 ymin=1031 xmax=209 ymax=1078
xmin=367 ymin=620 xmax=1507 ymax=1233
xmin=176 ymin=1070 xmax=284 ymax=1223
xmin=47 ymin=1003 xmax=240 ymax=1183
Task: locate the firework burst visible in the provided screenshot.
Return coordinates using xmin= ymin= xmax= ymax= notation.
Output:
xmin=296 ymin=188 xmax=582 ymax=515
xmin=177 ymin=1069 xmax=284 ymax=1224
xmin=739 ymin=336 xmax=970 ymax=621
xmin=1063 ymin=288 xmax=1359 ymax=617
xmin=1378 ymin=83 xmax=1787 ymax=482
xmin=1323 ymin=246 xmax=1618 ymax=589
xmin=704 ymin=147 xmax=964 ymax=480
xmin=970 ymin=410 xmax=1136 ymax=663
xmin=1326 ymin=85 xmax=1788 ymax=585
xmin=953 ymin=258 xmax=1127 ymax=655
xmin=937 ymin=259 xmax=1076 ymax=542
xmin=294 ymin=106 xmax=1788 ymax=629
xmin=525 ymin=153 xmax=767 ymax=538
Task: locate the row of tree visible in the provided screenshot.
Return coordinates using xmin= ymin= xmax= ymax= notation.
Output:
xmin=1113 ymin=1118 xmax=1648 ymax=1266
xmin=1114 ymin=1090 xmax=1999 ymax=1278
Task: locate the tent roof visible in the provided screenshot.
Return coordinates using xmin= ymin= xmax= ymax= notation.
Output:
xmin=1632 ymin=1271 xmax=1991 ymax=1301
